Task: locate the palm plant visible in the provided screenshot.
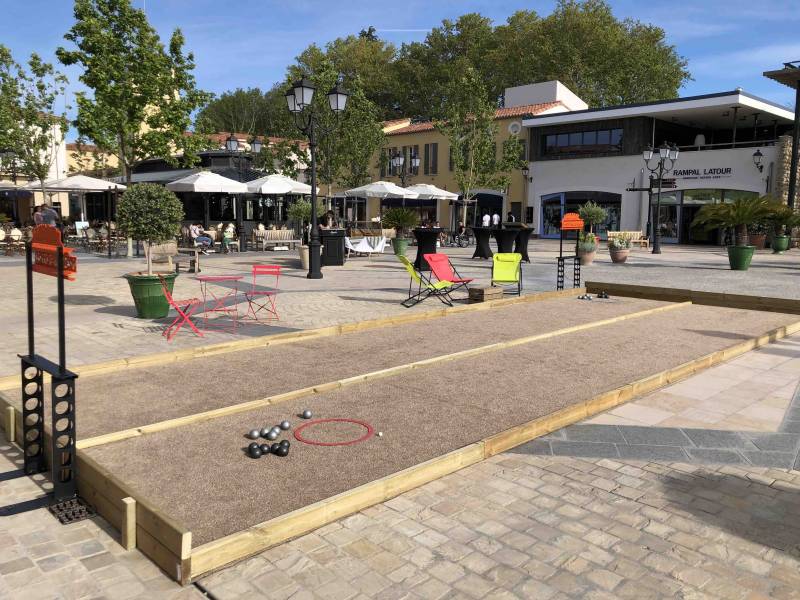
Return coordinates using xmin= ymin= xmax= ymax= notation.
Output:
xmin=691 ymin=197 xmax=772 ymax=247
xmin=766 ymin=202 xmax=800 ymax=236
xmin=381 ymin=207 xmax=419 ymax=239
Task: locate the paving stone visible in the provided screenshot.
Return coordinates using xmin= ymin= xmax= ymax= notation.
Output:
xmin=741 ymin=451 xmax=797 ymax=468
xmin=682 ymin=429 xmax=760 ymax=450
xmin=685 ymin=447 xmax=747 ymax=464
xmin=616 ymin=444 xmax=690 ymax=462
xmin=744 ymin=432 xmax=800 ymax=453
xmin=559 ymin=425 xmax=627 ymax=444
xmin=550 ymin=441 xmax=620 ymax=458
xmin=616 ymin=426 xmax=693 ymax=446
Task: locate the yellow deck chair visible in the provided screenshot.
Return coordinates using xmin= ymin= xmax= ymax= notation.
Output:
xmin=491 ymin=253 xmax=522 ymax=296
xmin=397 ymin=255 xmax=454 ymax=307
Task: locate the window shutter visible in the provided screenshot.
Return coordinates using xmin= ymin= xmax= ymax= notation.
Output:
xmin=424 ymin=144 xmax=430 ymax=175
xmin=431 ymin=143 xmax=438 ymax=174
xmin=448 ymin=146 xmax=453 ymax=171
xmin=413 ymin=145 xmax=419 ymax=174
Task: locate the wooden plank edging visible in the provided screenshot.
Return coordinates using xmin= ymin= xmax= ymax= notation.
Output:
xmin=182 ymin=317 xmax=800 ymax=582
xmin=76 ymin=301 xmax=688 ymax=450
xmin=0 ymin=287 xmax=582 ymax=392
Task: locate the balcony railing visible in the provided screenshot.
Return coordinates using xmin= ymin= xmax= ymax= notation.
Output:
xmin=676 ymin=139 xmax=779 ymax=152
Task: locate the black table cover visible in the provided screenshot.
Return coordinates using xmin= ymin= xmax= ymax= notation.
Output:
xmin=413 ymin=228 xmax=443 ymax=271
xmin=471 ymin=227 xmax=493 ymax=259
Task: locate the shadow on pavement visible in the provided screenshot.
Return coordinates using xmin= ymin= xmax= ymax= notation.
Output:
xmin=682 ymin=329 xmax=753 ymax=340
xmin=50 ymin=294 xmax=117 ymax=306
xmin=660 ymin=471 xmax=800 ymax=559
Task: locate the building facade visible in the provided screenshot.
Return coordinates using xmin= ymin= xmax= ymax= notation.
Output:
xmin=522 ymin=90 xmax=795 ymax=242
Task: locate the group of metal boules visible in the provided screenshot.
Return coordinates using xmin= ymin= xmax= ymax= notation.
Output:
xmin=245 ymin=410 xmax=313 ymax=459
xmin=577 ymin=291 xmax=610 ymax=301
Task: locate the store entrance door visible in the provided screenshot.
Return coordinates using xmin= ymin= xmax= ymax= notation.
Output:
xmin=679 ymin=205 xmax=716 ymax=244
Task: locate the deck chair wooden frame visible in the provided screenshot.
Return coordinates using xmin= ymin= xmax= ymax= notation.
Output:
xmin=397 ymin=255 xmax=454 ymax=308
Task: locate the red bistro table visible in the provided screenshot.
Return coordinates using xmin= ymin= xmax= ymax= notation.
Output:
xmin=196 ymin=275 xmax=243 ymax=331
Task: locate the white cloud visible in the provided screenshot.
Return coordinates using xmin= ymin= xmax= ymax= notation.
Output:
xmin=691 ymin=43 xmax=800 ymax=76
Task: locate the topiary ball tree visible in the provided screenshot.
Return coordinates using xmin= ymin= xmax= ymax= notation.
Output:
xmin=117 ymin=183 xmax=184 ymax=275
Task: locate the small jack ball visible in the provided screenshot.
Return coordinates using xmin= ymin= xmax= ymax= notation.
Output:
xmin=248 ymin=446 xmax=262 ymax=459
xmin=377 ymin=432 xmax=383 ymax=437
xmin=247 ymin=429 xmax=260 ymax=440
xmin=280 ymin=421 xmax=291 ymax=430
xmin=270 ymin=442 xmax=281 ymax=454
xmin=266 ymin=430 xmax=279 ymax=441
xmin=260 ymin=444 xmax=271 ymax=454
xmin=301 ymin=409 xmax=312 ymax=419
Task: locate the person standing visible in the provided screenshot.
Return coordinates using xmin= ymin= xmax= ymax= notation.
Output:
xmin=491 ymin=212 xmax=500 ymax=228
xmin=507 ymin=211 xmax=516 ymax=222
xmin=41 ymin=204 xmax=59 ymax=226
xmin=481 ymin=212 xmax=491 ymax=227
xmin=33 ymin=206 xmax=44 ymax=225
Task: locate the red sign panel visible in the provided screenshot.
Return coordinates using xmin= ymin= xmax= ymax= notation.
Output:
xmin=31 ymin=225 xmax=77 ymax=281
xmin=560 ymin=212 xmax=584 ymax=231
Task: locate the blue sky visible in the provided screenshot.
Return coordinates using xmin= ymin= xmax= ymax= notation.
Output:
xmin=2 ymin=0 xmax=798 ymax=140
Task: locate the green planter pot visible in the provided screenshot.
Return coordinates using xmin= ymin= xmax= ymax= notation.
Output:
xmin=124 ymin=271 xmax=177 ymax=319
xmin=393 ymin=238 xmax=410 ymax=256
xmin=727 ymin=245 xmax=755 ymax=271
xmin=772 ymin=235 xmax=790 ymax=254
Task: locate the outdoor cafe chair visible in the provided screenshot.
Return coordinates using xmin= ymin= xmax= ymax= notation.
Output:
xmin=158 ymin=275 xmax=204 ymax=341
xmin=397 ymin=255 xmax=454 ymax=308
xmin=244 ymin=264 xmax=281 ymax=321
xmin=424 ymin=253 xmax=473 ymax=294
xmin=491 ymin=252 xmax=523 ymax=296
xmin=8 ymin=228 xmax=25 ymax=256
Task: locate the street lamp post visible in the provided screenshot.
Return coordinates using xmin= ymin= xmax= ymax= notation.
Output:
xmin=285 ymin=76 xmax=348 ymax=279
xmin=391 ymin=148 xmax=419 ymax=188
xmin=225 ymin=134 xmax=263 ymax=252
xmin=642 ymin=141 xmax=679 ymax=254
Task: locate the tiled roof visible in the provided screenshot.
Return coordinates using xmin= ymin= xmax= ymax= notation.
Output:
xmin=203 ymin=131 xmax=308 ymax=149
xmin=386 ymin=102 xmax=564 ymax=136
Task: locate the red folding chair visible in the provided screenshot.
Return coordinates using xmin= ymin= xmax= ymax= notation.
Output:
xmin=159 ymin=275 xmax=204 ymax=341
xmin=245 ymin=265 xmax=280 ymax=321
xmin=424 ymin=253 xmax=473 ymax=293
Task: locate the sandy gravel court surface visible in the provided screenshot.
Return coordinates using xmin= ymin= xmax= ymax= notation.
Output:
xmin=82 ymin=303 xmax=799 ymax=546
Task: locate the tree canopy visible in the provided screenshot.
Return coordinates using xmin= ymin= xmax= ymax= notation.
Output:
xmin=57 ymin=0 xmax=211 ymax=184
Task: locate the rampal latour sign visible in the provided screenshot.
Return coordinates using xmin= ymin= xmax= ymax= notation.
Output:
xmin=669 ymin=167 xmax=733 ymax=180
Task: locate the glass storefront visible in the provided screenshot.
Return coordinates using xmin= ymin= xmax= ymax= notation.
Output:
xmin=540 ymin=191 xmax=621 ymax=238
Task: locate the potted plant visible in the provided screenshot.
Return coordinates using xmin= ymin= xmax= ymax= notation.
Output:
xmin=691 ymin=196 xmax=772 ymax=271
xmin=577 ymin=232 xmax=598 ymax=265
xmin=287 ymin=198 xmax=324 ymax=270
xmin=749 ymin=221 xmax=768 ymax=250
xmin=766 ymin=201 xmax=800 ymax=254
xmin=608 ymin=233 xmax=632 ymax=263
xmin=116 ymin=183 xmax=185 ymax=318
xmin=381 ymin=207 xmax=419 ymax=256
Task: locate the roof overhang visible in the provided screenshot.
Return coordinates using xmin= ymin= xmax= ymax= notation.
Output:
xmin=523 ymin=90 xmax=794 ymax=129
xmin=763 ymin=62 xmax=800 ymax=89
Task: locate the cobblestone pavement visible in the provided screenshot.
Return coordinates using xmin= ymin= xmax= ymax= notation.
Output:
xmin=0 ymin=431 xmax=204 ymax=600
xmin=1 ymin=240 xmax=798 ymax=377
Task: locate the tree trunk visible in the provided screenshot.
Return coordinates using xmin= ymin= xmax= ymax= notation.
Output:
xmin=735 ymin=224 xmax=749 ymax=247
xmin=145 ymin=241 xmax=152 ymax=275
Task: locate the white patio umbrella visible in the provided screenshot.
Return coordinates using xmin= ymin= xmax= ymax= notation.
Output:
xmin=246 ymin=173 xmax=316 ymax=195
xmin=23 ymin=174 xmax=126 ymax=192
xmin=404 ymin=183 xmax=458 ymax=200
xmin=344 ymin=180 xmax=419 ymax=199
xmin=165 ymin=171 xmax=246 ymax=193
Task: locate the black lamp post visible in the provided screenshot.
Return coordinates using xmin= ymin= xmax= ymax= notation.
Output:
xmin=642 ymin=142 xmax=679 ymax=254
xmin=391 ymin=148 xmax=419 ymax=188
xmin=285 ymin=76 xmax=349 ymax=279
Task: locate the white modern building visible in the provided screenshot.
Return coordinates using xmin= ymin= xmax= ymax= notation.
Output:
xmin=522 ymin=89 xmax=795 ymax=243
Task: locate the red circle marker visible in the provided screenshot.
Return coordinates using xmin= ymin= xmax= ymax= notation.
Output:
xmin=293 ymin=418 xmax=375 ymax=447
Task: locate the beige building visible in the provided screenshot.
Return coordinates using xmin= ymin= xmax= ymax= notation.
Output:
xmin=342 ymin=81 xmax=587 ymax=228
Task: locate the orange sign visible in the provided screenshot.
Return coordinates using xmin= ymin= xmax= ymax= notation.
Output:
xmin=31 ymin=225 xmax=77 ymax=281
xmin=560 ymin=212 xmax=584 ymax=231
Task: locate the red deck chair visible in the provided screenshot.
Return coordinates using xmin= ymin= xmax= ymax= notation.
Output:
xmin=424 ymin=253 xmax=473 ymax=293
xmin=245 ymin=265 xmax=281 ymax=321
xmin=159 ymin=275 xmax=204 ymax=341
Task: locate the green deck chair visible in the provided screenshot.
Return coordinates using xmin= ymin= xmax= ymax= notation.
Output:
xmin=397 ymin=255 xmax=454 ymax=308
xmin=491 ymin=252 xmax=523 ymax=296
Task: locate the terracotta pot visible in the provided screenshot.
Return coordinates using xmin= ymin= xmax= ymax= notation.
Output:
xmin=750 ymin=234 xmax=766 ymax=250
xmin=577 ymin=248 xmax=596 ymax=265
xmin=609 ymin=248 xmax=629 ymax=264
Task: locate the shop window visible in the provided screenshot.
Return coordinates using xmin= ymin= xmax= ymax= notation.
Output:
xmin=543 ymin=128 xmax=623 ymax=156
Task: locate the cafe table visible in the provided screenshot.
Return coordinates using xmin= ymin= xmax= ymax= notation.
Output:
xmin=196 ymin=274 xmax=243 ymax=331
xmin=514 ymin=227 xmax=534 ymax=262
xmin=413 ymin=227 xmax=443 ymax=271
xmin=492 ymin=228 xmax=519 ymax=253
xmin=471 ymin=227 xmax=493 ymax=260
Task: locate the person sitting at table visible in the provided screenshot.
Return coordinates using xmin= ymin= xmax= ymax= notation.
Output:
xmin=190 ymin=223 xmax=213 ymax=253
xmin=454 ymin=221 xmax=466 ymax=243
xmin=221 ymin=223 xmax=237 ymax=253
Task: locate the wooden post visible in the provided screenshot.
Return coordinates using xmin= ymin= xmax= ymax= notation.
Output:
xmin=121 ymin=497 xmax=136 ymax=550
xmin=5 ymin=406 xmax=15 ymax=443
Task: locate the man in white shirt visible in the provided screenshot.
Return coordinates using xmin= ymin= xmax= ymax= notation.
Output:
xmin=491 ymin=212 xmax=500 ymax=227
xmin=190 ymin=223 xmax=213 ymax=253
xmin=481 ymin=213 xmax=491 ymax=227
